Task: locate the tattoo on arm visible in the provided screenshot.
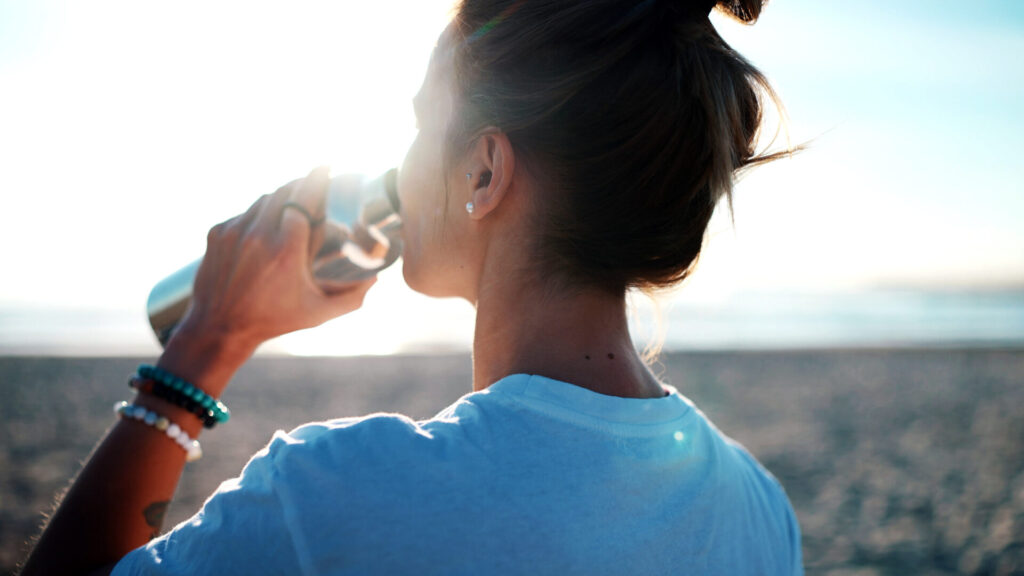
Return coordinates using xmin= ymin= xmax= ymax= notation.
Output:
xmin=143 ymin=501 xmax=170 ymax=540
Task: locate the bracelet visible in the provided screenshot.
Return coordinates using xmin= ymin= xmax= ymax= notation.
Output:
xmin=130 ymin=377 xmax=219 ymax=428
xmin=114 ymin=401 xmax=203 ymax=462
xmin=136 ymin=364 xmax=230 ymax=425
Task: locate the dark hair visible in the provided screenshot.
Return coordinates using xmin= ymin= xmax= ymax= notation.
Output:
xmin=446 ymin=0 xmax=801 ymax=295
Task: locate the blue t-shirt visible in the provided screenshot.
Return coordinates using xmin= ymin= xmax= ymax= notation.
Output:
xmin=114 ymin=373 xmax=803 ymax=575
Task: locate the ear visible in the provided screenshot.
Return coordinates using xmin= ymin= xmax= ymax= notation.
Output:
xmin=465 ymin=129 xmax=515 ymax=221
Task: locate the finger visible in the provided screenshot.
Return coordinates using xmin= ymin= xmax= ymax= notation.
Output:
xmin=238 ymin=194 xmax=270 ymax=235
xmin=253 ymin=178 xmax=301 ymax=234
xmin=289 ymin=165 xmax=330 ymax=223
xmin=301 ymin=175 xmax=331 ymax=262
xmin=201 ymin=220 xmax=230 ymax=274
xmin=201 ymin=215 xmax=245 ymax=296
xmin=279 ymin=166 xmax=330 ymax=251
xmin=210 ymin=212 xmax=247 ymax=252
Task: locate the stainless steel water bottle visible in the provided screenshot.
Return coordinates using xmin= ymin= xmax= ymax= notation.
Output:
xmin=146 ymin=169 xmax=401 ymax=347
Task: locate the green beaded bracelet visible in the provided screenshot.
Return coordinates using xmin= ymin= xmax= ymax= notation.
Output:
xmin=137 ymin=364 xmax=231 ymax=424
xmin=128 ymin=376 xmax=218 ymax=428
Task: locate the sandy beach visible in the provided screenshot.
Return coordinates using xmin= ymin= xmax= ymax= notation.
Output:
xmin=2 ymin=350 xmax=1022 ymax=575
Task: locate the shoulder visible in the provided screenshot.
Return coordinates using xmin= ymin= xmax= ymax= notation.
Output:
xmin=261 ymin=391 xmax=507 ymax=482
xmin=714 ymin=431 xmax=804 ymax=573
xmin=260 ymin=412 xmax=449 ymax=472
xmin=282 ymin=411 xmax=436 ymax=451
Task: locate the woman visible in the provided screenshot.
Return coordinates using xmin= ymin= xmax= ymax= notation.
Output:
xmin=23 ymin=0 xmax=803 ymax=573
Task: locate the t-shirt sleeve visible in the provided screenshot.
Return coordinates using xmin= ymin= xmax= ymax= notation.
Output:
xmin=784 ymin=494 xmax=804 ymax=576
xmin=722 ymin=436 xmax=805 ymax=575
xmin=111 ymin=430 xmax=304 ymax=576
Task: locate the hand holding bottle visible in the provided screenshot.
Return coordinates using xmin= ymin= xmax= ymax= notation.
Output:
xmin=182 ymin=166 xmax=378 ymax=350
xmin=147 ymin=168 xmax=401 ymax=347
xmin=155 ymin=167 xmax=379 ymax=396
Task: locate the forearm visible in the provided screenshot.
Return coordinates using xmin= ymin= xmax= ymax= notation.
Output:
xmin=21 ymin=329 xmax=255 ymax=575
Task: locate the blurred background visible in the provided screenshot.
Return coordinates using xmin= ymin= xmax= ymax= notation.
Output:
xmin=1 ymin=0 xmax=1022 ymax=574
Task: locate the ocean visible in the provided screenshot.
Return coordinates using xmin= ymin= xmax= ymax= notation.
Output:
xmin=2 ymin=288 xmax=1023 ymax=356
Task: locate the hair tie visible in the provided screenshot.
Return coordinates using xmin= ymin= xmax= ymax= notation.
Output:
xmin=649 ymin=0 xmax=719 ymax=23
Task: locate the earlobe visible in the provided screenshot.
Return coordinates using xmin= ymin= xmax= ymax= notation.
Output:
xmin=466 ymin=132 xmax=514 ymax=220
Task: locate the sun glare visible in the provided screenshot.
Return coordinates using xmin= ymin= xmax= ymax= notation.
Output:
xmin=3 ymin=1 xmax=1021 ymax=355
xmin=0 ymin=0 xmax=462 ymax=356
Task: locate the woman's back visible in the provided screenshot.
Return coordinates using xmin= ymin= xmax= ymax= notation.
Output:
xmin=114 ymin=374 xmax=801 ymax=575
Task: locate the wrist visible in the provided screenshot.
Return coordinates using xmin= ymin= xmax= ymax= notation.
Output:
xmin=157 ymin=321 xmax=256 ymax=399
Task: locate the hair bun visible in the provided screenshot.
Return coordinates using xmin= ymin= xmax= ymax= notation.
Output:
xmin=711 ymin=0 xmax=767 ymax=24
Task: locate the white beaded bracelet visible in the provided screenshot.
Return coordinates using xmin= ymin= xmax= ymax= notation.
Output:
xmin=114 ymin=401 xmax=203 ymax=462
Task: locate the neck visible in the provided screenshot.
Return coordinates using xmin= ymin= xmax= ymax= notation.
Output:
xmin=470 ymin=271 xmax=665 ymax=399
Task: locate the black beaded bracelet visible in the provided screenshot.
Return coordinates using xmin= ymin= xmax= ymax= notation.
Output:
xmin=129 ymin=364 xmax=230 ymax=429
xmin=130 ymin=377 xmax=219 ymax=428
xmin=137 ymin=364 xmax=230 ymax=423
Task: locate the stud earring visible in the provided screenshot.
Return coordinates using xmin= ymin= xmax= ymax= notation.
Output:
xmin=466 ymin=201 xmax=475 ymax=214
xmin=466 ymin=172 xmax=472 ymax=180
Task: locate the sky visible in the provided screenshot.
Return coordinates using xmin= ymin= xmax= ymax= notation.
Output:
xmin=1 ymin=0 xmax=1022 ymax=354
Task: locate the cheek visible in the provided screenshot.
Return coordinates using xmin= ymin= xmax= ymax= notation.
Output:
xmin=400 ymin=141 xmax=449 ymax=243
xmin=397 ymin=128 xmax=467 ymax=294
xmin=397 ymin=168 xmax=441 ymax=288
xmin=400 ymin=211 xmax=447 ymax=295
xmin=399 ymin=134 xmax=444 ymax=212
xmin=400 ymin=187 xmax=467 ymax=295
